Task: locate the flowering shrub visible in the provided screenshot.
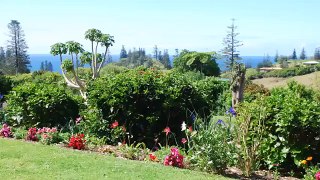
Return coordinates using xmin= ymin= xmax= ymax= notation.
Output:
xmin=68 ymin=134 xmax=86 ymax=150
xmin=27 ymin=127 xmax=38 ymax=141
xmin=164 ymin=147 xmax=184 ymax=168
xmin=0 ymin=123 xmax=12 ymax=137
xmin=37 ymin=127 xmax=61 ymax=145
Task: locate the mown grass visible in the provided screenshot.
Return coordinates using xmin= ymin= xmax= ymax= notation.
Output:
xmin=0 ymin=138 xmax=233 ymax=180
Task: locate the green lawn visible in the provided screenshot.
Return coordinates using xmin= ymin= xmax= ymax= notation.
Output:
xmin=0 ymin=138 xmax=233 ymax=180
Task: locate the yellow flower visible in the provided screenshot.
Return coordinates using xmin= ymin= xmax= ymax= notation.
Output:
xmin=306 ymin=156 xmax=313 ymax=161
xmin=301 ymin=160 xmax=307 ymax=165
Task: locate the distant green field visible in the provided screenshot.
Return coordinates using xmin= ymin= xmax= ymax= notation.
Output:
xmin=0 ymin=138 xmax=233 ymax=180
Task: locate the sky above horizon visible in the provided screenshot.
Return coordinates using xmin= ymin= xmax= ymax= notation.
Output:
xmin=0 ymin=0 xmax=319 ymax=56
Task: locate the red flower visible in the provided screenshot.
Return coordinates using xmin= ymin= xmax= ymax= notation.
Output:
xmin=188 ymin=126 xmax=193 ymax=132
xmin=181 ymin=138 xmax=187 ymax=144
xmin=164 ymin=147 xmax=184 ymax=168
xmin=149 ymin=153 xmax=158 ymax=161
xmin=163 ymin=127 xmax=171 ymax=136
xmin=111 ymin=121 xmax=119 ymax=128
xmin=68 ymin=134 xmax=86 ymax=150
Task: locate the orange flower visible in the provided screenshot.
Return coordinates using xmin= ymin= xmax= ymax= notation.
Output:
xmin=306 ymin=156 xmax=313 ymax=161
xmin=301 ymin=160 xmax=307 ymax=165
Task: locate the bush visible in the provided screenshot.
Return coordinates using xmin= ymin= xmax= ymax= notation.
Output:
xmin=240 ymin=81 xmax=320 ymax=172
xmin=5 ymin=82 xmax=79 ymax=127
xmin=86 ymin=68 xmax=227 ymax=148
xmin=0 ymin=75 xmax=12 ymax=96
xmin=189 ymin=118 xmax=236 ymax=173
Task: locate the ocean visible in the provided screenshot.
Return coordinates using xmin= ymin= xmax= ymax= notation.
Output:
xmin=29 ymin=54 xmax=271 ymax=73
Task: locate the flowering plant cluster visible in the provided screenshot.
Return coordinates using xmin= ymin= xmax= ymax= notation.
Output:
xmin=164 ymin=147 xmax=184 ymax=168
xmin=27 ymin=128 xmax=38 ymax=141
xmin=36 ymin=127 xmax=58 ymax=145
xmin=149 ymin=153 xmax=159 ymax=162
xmin=0 ymin=123 xmax=12 ymax=138
xmin=109 ymin=121 xmax=126 ymax=145
xmin=68 ymin=134 xmax=86 ymax=150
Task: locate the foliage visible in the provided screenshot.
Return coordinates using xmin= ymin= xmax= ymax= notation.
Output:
xmin=0 ymin=75 xmax=12 ymax=96
xmin=257 ymin=57 xmax=273 ymax=68
xmin=68 ymin=134 xmax=86 ymax=150
xmin=300 ymin=48 xmax=306 ymax=60
xmin=87 ymin=68 xmax=227 ymax=148
xmin=291 ymin=49 xmax=297 ymax=60
xmin=173 ymin=50 xmax=220 ymax=76
xmin=50 ymin=28 xmax=114 ymax=99
xmin=303 ymin=165 xmax=320 ymax=180
xmin=189 ymin=118 xmax=236 ymax=173
xmin=119 ymin=143 xmax=149 ymax=161
xmin=242 ymin=81 xmax=320 ymax=171
xmin=244 ymin=82 xmax=270 ymax=102
xmin=315 ymin=48 xmax=320 ymax=60
xmin=236 ymin=99 xmax=267 ymax=176
xmin=5 ymin=82 xmax=79 ymax=127
xmin=99 ymin=63 xmax=128 ymax=77
xmin=164 ymin=147 xmax=184 ymax=168
xmin=12 ymin=126 xmax=27 ymax=139
xmin=4 ymin=20 xmax=30 ymax=74
xmin=120 ymin=45 xmax=128 ymax=58
xmin=221 ymin=19 xmax=242 ymax=70
xmin=40 ymin=60 xmax=53 ymax=71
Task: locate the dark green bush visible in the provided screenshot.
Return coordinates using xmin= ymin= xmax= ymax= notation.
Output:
xmin=5 ymin=82 xmax=79 ymax=127
xmin=0 ymin=75 xmax=12 ymax=96
xmin=86 ymin=68 xmax=226 ymax=147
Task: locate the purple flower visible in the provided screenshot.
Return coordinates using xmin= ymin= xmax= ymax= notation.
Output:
xmin=226 ymin=107 xmax=236 ymax=116
xmin=0 ymin=94 xmax=3 ymax=100
xmin=215 ymin=119 xmax=225 ymax=126
xmin=191 ymin=113 xmax=196 ymax=122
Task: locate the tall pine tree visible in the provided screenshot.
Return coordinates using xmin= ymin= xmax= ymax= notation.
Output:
xmin=291 ymin=49 xmax=297 ymax=60
xmin=6 ymin=20 xmax=30 ymax=74
xmin=299 ymin=48 xmax=306 ymax=60
xmin=120 ymin=45 xmax=127 ymax=59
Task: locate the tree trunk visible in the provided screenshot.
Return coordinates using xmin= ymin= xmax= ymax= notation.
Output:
xmin=231 ymin=65 xmax=246 ymax=107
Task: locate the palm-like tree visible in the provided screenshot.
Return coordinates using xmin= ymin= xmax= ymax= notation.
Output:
xmin=50 ymin=43 xmax=67 ymax=64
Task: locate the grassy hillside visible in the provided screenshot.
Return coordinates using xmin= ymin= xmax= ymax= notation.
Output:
xmin=0 ymin=138 xmax=232 ymax=180
xmin=252 ymin=71 xmax=320 ymax=90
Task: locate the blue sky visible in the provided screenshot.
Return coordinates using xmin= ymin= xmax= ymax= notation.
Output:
xmin=0 ymin=0 xmax=319 ymax=56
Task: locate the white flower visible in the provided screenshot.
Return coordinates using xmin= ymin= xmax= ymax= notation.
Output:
xmin=181 ymin=121 xmax=186 ymax=131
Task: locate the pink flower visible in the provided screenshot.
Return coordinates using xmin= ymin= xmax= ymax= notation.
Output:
xmin=181 ymin=138 xmax=187 ymax=144
xmin=75 ymin=117 xmax=82 ymax=124
xmin=315 ymin=171 xmax=320 ymax=180
xmin=163 ymin=127 xmax=171 ymax=136
xmin=111 ymin=121 xmax=119 ymax=128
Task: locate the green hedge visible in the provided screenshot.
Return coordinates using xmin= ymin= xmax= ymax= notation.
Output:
xmin=86 ymin=68 xmax=227 ymax=147
xmin=5 ymin=82 xmax=79 ymax=127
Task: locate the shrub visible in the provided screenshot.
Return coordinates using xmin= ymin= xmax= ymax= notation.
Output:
xmin=240 ymin=81 xmax=320 ymax=172
xmin=12 ymin=127 xmax=27 ymax=139
xmin=87 ymin=68 xmax=226 ymax=148
xmin=0 ymin=75 xmax=12 ymax=96
xmin=5 ymin=82 xmax=79 ymax=127
xmin=68 ymin=134 xmax=86 ymax=150
xmin=189 ymin=118 xmax=236 ymax=173
xmin=244 ymin=82 xmax=270 ymax=102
